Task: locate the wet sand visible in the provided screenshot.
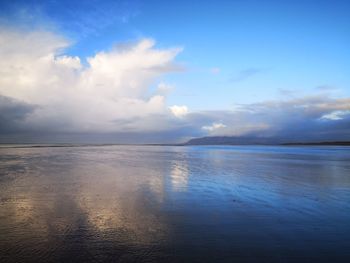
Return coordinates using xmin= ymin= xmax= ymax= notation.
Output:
xmin=0 ymin=145 xmax=350 ymax=262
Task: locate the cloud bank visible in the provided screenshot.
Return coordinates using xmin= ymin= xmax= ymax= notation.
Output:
xmin=0 ymin=28 xmax=186 ymax=137
xmin=0 ymin=27 xmax=349 ymax=143
xmin=187 ymin=95 xmax=350 ymax=142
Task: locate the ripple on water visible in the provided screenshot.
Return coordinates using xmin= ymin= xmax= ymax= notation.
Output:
xmin=0 ymin=145 xmax=350 ymax=262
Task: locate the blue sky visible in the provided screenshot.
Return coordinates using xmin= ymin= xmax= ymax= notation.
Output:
xmin=139 ymin=0 xmax=350 ymax=108
xmin=0 ymin=0 xmax=350 ymax=143
xmin=2 ymin=0 xmax=350 ymax=108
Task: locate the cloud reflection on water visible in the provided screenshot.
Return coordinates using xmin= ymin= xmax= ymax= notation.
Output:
xmin=170 ymin=160 xmax=189 ymax=192
xmin=1 ymin=145 xmax=350 ymax=262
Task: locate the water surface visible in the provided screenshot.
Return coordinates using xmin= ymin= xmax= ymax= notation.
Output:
xmin=0 ymin=145 xmax=350 ymax=262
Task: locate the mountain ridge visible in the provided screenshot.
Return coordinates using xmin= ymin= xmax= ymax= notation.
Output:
xmin=184 ymin=136 xmax=350 ymax=146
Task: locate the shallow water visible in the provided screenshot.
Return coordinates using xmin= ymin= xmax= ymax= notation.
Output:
xmin=0 ymin=145 xmax=350 ymax=262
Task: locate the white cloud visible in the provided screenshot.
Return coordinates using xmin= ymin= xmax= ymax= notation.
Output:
xmin=1 ymin=28 xmax=350 ymax=143
xmin=202 ymin=122 xmax=226 ymax=132
xmin=55 ymin=55 xmax=82 ymax=69
xmin=169 ymin=105 xmax=188 ymax=118
xmin=0 ymin=28 xmax=183 ymax=133
xmin=156 ymin=82 xmax=174 ymax=95
xmin=321 ymin=110 xmax=350 ymax=121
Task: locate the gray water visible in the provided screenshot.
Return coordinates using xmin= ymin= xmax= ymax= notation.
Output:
xmin=0 ymin=145 xmax=350 ymax=262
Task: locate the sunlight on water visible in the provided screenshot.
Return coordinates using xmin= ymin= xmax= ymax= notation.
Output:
xmin=170 ymin=160 xmax=189 ymax=192
xmin=0 ymin=145 xmax=350 ymax=262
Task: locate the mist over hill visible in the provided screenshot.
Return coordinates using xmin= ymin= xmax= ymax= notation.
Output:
xmin=184 ymin=136 xmax=350 ymax=146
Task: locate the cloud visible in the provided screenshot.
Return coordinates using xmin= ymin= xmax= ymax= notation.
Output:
xmin=169 ymin=105 xmax=188 ymax=118
xmin=314 ymin=85 xmax=341 ymax=96
xmin=0 ymin=28 xmax=349 ymax=143
xmin=202 ymin=122 xmax=226 ymax=132
xmin=0 ymin=28 xmax=183 ymax=135
xmin=278 ymin=88 xmax=299 ymax=97
xmin=230 ymin=67 xmax=266 ymax=82
xmin=193 ymin=95 xmax=350 ymax=141
xmin=315 ymin=85 xmax=338 ymax=91
xmin=321 ymin=110 xmax=350 ymax=121
xmin=156 ymin=82 xmax=174 ymax=95
xmin=0 ymin=95 xmax=36 ymax=133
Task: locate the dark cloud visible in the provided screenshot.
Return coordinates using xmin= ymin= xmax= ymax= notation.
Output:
xmin=0 ymin=130 xmax=194 ymax=144
xmin=184 ymin=95 xmax=350 ymax=143
xmin=1 ymin=93 xmax=349 ymax=144
xmin=0 ymin=95 xmax=36 ymax=133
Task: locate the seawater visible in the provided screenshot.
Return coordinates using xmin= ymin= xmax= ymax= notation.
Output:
xmin=0 ymin=145 xmax=350 ymax=262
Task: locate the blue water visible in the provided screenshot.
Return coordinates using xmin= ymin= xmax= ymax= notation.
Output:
xmin=0 ymin=145 xmax=349 ymax=262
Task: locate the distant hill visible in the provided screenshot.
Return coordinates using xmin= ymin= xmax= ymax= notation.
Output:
xmin=282 ymin=141 xmax=350 ymax=146
xmin=184 ymin=136 xmax=350 ymax=146
xmin=184 ymin=136 xmax=278 ymax=145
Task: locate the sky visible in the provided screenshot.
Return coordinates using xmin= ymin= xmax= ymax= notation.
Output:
xmin=0 ymin=0 xmax=349 ymax=143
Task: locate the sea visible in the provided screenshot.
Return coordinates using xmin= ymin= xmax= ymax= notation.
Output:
xmin=0 ymin=145 xmax=349 ymax=262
